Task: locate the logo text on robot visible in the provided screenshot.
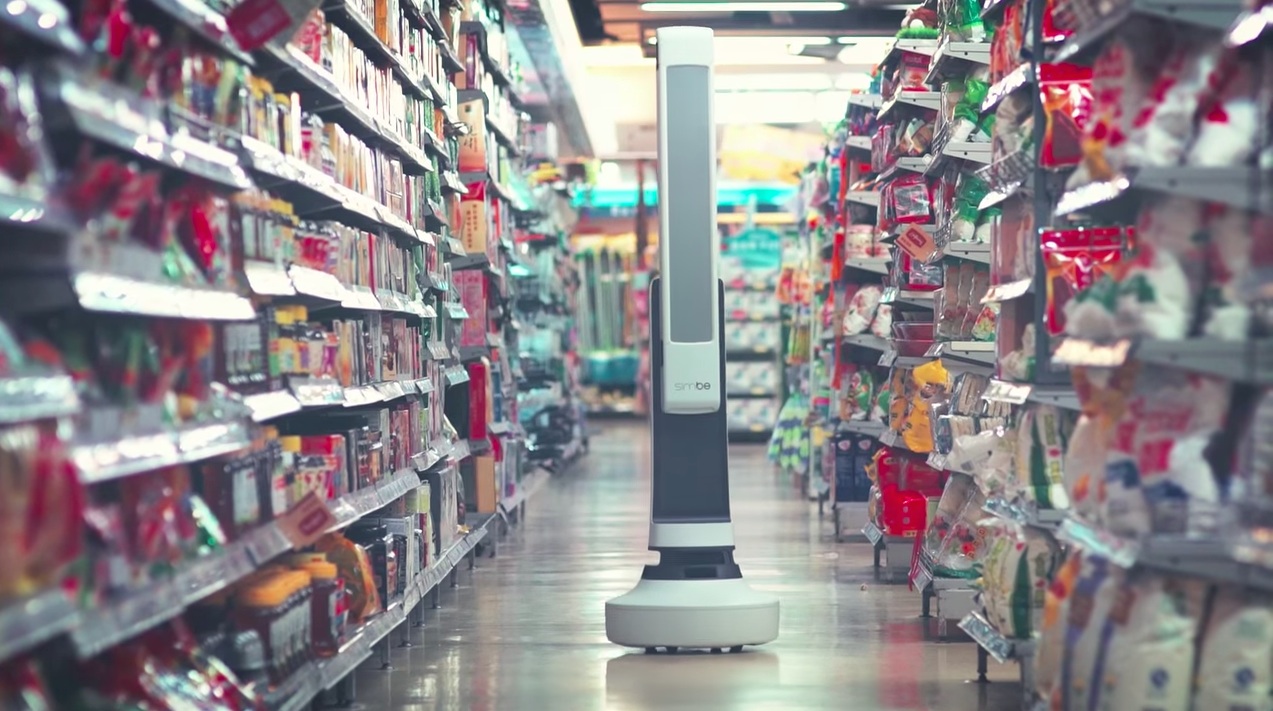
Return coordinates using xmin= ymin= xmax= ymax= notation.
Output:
xmin=674 ymin=382 xmax=712 ymax=391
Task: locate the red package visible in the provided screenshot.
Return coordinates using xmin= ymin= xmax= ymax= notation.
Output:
xmin=1038 ymin=63 xmax=1094 ymax=168
xmin=1043 ymin=0 xmax=1078 ymax=43
xmin=879 ymin=488 xmax=928 ymax=536
xmin=897 ymin=52 xmax=930 ymax=92
xmin=899 ymin=456 xmax=945 ymax=495
xmin=1041 ymin=226 xmax=1131 ymax=335
xmin=889 ymin=173 xmax=932 ymax=224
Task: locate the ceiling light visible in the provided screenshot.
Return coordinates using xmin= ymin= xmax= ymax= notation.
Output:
xmin=640 ymin=2 xmax=847 ymax=12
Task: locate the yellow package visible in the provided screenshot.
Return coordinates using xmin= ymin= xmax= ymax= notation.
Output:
xmin=901 ymin=360 xmax=950 ymax=452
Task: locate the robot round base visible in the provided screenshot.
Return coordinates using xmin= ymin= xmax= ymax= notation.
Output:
xmin=605 ymin=578 xmax=779 ymax=650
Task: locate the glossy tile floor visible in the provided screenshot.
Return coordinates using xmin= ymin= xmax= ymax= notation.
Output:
xmin=349 ymin=422 xmax=1025 ymax=711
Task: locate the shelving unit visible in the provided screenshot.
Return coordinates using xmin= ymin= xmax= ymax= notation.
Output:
xmin=0 ymin=0 xmax=578 ymax=705
xmin=838 ymin=0 xmax=1272 ymax=704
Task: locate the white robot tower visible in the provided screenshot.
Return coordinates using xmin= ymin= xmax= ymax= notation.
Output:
xmin=603 ymin=25 xmax=781 ymax=654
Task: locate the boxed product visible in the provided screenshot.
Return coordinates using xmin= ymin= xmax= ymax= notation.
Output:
xmin=469 ymin=454 xmax=499 ymax=513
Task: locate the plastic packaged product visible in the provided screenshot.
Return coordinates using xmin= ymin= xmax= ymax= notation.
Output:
xmin=1232 ymin=389 xmax=1273 ymax=541
xmin=1036 ymin=552 xmax=1083 ymax=700
xmin=1038 ymin=63 xmax=1094 ymax=168
xmin=982 ymin=520 xmax=1058 ymax=639
xmin=870 ymin=304 xmax=893 ymax=339
xmin=1193 ymin=587 xmax=1273 ymax=711
xmin=1058 ymin=554 xmax=1123 ymax=711
xmin=902 ymin=360 xmax=950 ymax=453
xmin=1187 ymin=53 xmax=1260 ymax=169
xmin=1100 ymin=369 xmax=1230 ymax=538
xmin=842 ymin=285 xmax=883 ymax=335
xmin=897 ymin=51 xmax=932 ymax=91
xmin=950 ymin=173 xmax=990 ymax=243
xmin=315 ymin=532 xmax=381 ymax=622
xmin=971 ymin=303 xmax=998 ymax=341
xmin=1093 ymin=573 xmax=1202 ymax=711
xmin=924 ymin=473 xmax=989 ymax=577
xmin=1015 ymin=405 xmax=1072 ymax=509
xmin=1063 ymin=413 xmax=1106 ymax=522
xmin=841 ymin=368 xmax=875 ymax=421
xmin=888 ymin=367 xmax=911 ymax=431
xmin=890 ymin=174 xmax=933 ymax=224
xmin=1124 ymin=42 xmax=1221 ymax=168
xmin=1069 ymin=32 xmax=1161 ymax=188
xmin=1201 ymin=208 xmax=1256 ymax=341
xmin=1042 ymin=226 xmax=1128 ymax=338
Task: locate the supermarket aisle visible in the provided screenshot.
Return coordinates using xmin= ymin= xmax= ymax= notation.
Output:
xmin=352 ymin=422 xmax=1022 ymax=711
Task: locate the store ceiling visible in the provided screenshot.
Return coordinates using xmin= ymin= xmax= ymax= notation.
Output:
xmin=568 ymin=0 xmax=906 ymax=51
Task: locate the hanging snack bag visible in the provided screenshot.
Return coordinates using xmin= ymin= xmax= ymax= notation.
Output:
xmin=1187 ymin=52 xmax=1259 ymax=168
xmin=1102 ymin=370 xmax=1229 ymax=538
xmin=888 ymin=366 xmax=911 ymax=432
xmin=1015 ymin=405 xmax=1072 ymax=510
xmin=897 ymin=51 xmax=932 ymax=91
xmin=1069 ymin=31 xmax=1161 ymax=188
xmin=1059 ymin=554 xmax=1123 ymax=711
xmin=920 ymin=472 xmax=981 ymax=574
xmin=1193 ymin=587 xmax=1273 ymax=711
xmin=1093 ymin=574 xmax=1202 ymax=711
xmin=891 ymin=174 xmax=933 ymax=224
xmin=1042 ymin=226 xmax=1127 ymax=338
xmin=842 ymin=285 xmax=883 ymax=335
xmin=1036 ymin=552 xmax=1083 ymax=701
xmin=1038 ymin=63 xmax=1094 ymax=168
xmin=981 ymin=521 xmax=1059 ymax=639
xmin=870 ymin=304 xmax=894 ymax=339
xmin=1200 ymin=207 xmax=1256 ymax=341
xmin=1124 ymin=41 xmax=1221 ymax=168
xmin=902 ymin=360 xmax=950 ymax=453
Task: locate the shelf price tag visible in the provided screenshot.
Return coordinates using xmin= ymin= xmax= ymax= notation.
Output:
xmin=1052 ymin=338 xmax=1133 ymax=368
xmin=895 ymin=224 xmax=939 ymax=263
xmin=982 ymin=379 xmax=1032 ymax=404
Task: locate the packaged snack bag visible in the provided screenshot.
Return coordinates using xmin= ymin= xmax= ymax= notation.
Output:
xmin=1015 ymin=405 xmax=1072 ymax=509
xmin=870 ymin=304 xmax=893 ymax=339
xmin=888 ymin=367 xmax=911 ymax=432
xmin=981 ymin=521 xmax=1059 ymax=639
xmin=1102 ymin=370 xmax=1229 ymax=538
xmin=1038 ymin=63 xmax=1094 ymax=168
xmin=1200 ymin=207 xmax=1256 ymax=341
xmin=1036 ymin=552 xmax=1083 ymax=701
xmin=1060 ymin=554 xmax=1123 ymax=711
xmin=1063 ymin=413 xmax=1106 ymax=522
xmin=1094 ymin=574 xmax=1202 ymax=711
xmin=842 ymin=285 xmax=883 ymax=335
xmin=1193 ymin=587 xmax=1273 ymax=711
xmin=902 ymin=360 xmax=950 ymax=452
xmin=1125 ymin=41 xmax=1221 ymax=168
xmin=932 ymin=479 xmax=991 ymax=578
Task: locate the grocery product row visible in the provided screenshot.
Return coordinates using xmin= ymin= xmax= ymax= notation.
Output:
xmin=0 ymin=0 xmax=585 ymax=704
xmin=791 ymin=0 xmax=1272 ymax=704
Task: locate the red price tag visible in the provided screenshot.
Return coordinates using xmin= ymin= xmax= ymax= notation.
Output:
xmin=277 ymin=492 xmax=338 ymax=548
